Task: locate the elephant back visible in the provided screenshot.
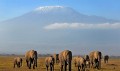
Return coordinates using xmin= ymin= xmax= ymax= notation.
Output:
xmin=25 ymin=50 xmax=37 ymax=59
xmin=14 ymin=57 xmax=21 ymax=62
xmin=62 ymin=50 xmax=72 ymax=61
xmin=94 ymin=51 xmax=102 ymax=60
xmin=89 ymin=51 xmax=94 ymax=61
xmin=104 ymin=55 xmax=109 ymax=59
xmin=45 ymin=56 xmax=54 ymax=65
xmin=76 ymin=56 xmax=85 ymax=66
xmin=53 ymin=54 xmax=59 ymax=60
xmin=73 ymin=56 xmax=80 ymax=64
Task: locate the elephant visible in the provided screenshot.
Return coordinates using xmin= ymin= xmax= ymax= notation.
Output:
xmin=75 ymin=56 xmax=86 ymax=71
xmin=104 ymin=55 xmax=109 ymax=63
xmin=13 ymin=57 xmax=22 ymax=68
xmin=45 ymin=56 xmax=55 ymax=71
xmin=53 ymin=54 xmax=59 ymax=64
xmin=73 ymin=56 xmax=79 ymax=67
xmin=25 ymin=50 xmax=38 ymax=69
xmin=89 ymin=51 xmax=102 ymax=69
xmin=84 ymin=55 xmax=90 ymax=68
xmin=59 ymin=50 xmax=72 ymax=71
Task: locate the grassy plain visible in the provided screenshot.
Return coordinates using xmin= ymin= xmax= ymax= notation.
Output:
xmin=0 ymin=56 xmax=120 ymax=71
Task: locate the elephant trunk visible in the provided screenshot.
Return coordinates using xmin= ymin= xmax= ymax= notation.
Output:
xmin=99 ymin=60 xmax=101 ymax=69
xmin=20 ymin=61 xmax=22 ymax=66
xmin=98 ymin=55 xmax=101 ymax=69
xmin=35 ymin=59 xmax=37 ymax=67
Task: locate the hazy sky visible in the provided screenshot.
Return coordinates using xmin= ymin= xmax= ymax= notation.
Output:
xmin=0 ymin=0 xmax=120 ymax=22
xmin=0 ymin=0 xmax=120 ymax=56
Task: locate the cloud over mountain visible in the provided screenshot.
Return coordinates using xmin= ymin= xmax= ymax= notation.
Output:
xmin=44 ymin=23 xmax=120 ymax=30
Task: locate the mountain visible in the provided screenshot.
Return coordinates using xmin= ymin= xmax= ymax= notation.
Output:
xmin=0 ymin=6 xmax=120 ymax=55
xmin=1 ymin=6 xmax=118 ymax=25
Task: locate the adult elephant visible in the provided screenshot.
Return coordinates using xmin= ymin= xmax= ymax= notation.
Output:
xmin=25 ymin=50 xmax=38 ymax=69
xmin=59 ymin=50 xmax=72 ymax=71
xmin=45 ymin=56 xmax=55 ymax=71
xmin=53 ymin=54 xmax=59 ymax=64
xmin=104 ymin=55 xmax=109 ymax=63
xmin=89 ymin=51 xmax=102 ymax=69
xmin=13 ymin=57 xmax=22 ymax=68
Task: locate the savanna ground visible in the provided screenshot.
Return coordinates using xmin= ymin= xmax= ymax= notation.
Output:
xmin=0 ymin=56 xmax=120 ymax=71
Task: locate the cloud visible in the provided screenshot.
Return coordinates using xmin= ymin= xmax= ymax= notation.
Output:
xmin=44 ymin=23 xmax=120 ymax=30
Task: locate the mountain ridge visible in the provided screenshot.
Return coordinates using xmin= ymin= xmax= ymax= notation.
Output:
xmin=0 ymin=6 xmax=119 ymax=25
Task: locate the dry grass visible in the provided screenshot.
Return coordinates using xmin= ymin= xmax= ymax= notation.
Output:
xmin=0 ymin=56 xmax=120 ymax=71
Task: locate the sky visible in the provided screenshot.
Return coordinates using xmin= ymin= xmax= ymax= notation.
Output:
xmin=0 ymin=0 xmax=120 ymax=22
xmin=0 ymin=0 xmax=120 ymax=56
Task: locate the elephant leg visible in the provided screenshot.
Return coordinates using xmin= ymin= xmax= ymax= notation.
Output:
xmin=82 ymin=64 xmax=85 ymax=71
xmin=74 ymin=63 xmax=76 ymax=67
xmin=96 ymin=62 xmax=99 ymax=69
xmin=81 ymin=64 xmax=83 ymax=71
xmin=55 ymin=59 xmax=57 ymax=63
xmin=68 ymin=60 xmax=71 ymax=71
xmin=90 ymin=63 xmax=92 ymax=68
xmin=105 ymin=60 xmax=106 ymax=63
xmin=36 ymin=61 xmax=37 ymax=67
xmin=26 ymin=60 xmax=28 ymax=67
xmin=60 ymin=64 xmax=63 ymax=71
xmin=56 ymin=60 xmax=58 ymax=63
xmin=17 ymin=63 xmax=19 ymax=68
xmin=53 ymin=64 xmax=54 ymax=71
xmin=35 ymin=59 xmax=37 ymax=67
xmin=50 ymin=64 xmax=52 ymax=71
xmin=78 ymin=66 xmax=80 ymax=71
xmin=28 ymin=60 xmax=31 ymax=69
xmin=89 ymin=62 xmax=90 ymax=68
xmin=20 ymin=61 xmax=22 ymax=67
xmin=90 ymin=61 xmax=93 ymax=68
xmin=63 ymin=61 xmax=67 ymax=71
xmin=98 ymin=60 xmax=101 ymax=69
xmin=18 ymin=63 xmax=20 ymax=68
xmin=94 ymin=59 xmax=98 ymax=69
xmin=13 ymin=63 xmax=16 ymax=68
xmin=57 ymin=60 xmax=59 ymax=63
xmin=80 ymin=65 xmax=82 ymax=71
xmin=33 ymin=60 xmax=35 ymax=69
xmin=46 ymin=65 xmax=48 ymax=71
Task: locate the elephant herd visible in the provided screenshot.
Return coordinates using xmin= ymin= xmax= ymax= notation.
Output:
xmin=14 ymin=50 xmax=38 ymax=69
xmin=13 ymin=50 xmax=109 ymax=71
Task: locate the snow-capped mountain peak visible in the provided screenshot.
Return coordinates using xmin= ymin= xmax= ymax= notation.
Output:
xmin=34 ymin=6 xmax=64 ymax=12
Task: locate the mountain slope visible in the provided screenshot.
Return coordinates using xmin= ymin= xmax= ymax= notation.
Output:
xmin=1 ymin=6 xmax=118 ymax=25
xmin=0 ymin=6 xmax=120 ymax=54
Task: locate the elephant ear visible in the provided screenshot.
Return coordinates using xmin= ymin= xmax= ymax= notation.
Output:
xmin=34 ymin=51 xmax=38 ymax=59
xmin=66 ymin=51 xmax=72 ymax=61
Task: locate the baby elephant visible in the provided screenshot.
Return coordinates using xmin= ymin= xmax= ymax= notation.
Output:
xmin=73 ymin=56 xmax=78 ymax=67
xmin=13 ymin=57 xmax=22 ymax=68
xmin=45 ymin=56 xmax=55 ymax=71
xmin=75 ymin=56 xmax=86 ymax=71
